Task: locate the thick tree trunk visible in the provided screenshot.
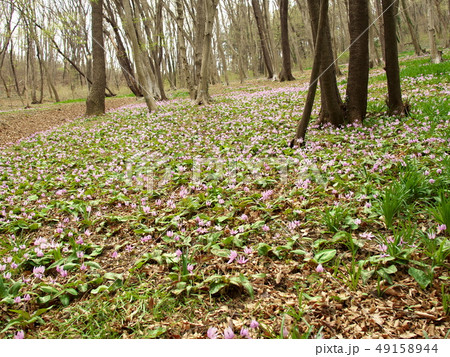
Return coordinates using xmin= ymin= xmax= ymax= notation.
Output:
xmin=251 ymin=0 xmax=274 ymax=78
xmin=86 ymin=0 xmax=106 ymax=116
xmin=382 ymin=0 xmax=407 ymax=116
xmin=279 ymin=0 xmax=295 ymax=81
xmin=292 ymin=0 xmax=328 ymax=147
xmin=346 ymin=0 xmax=370 ymax=124
xmin=307 ymin=0 xmax=344 ymax=127
xmin=196 ymin=0 xmax=219 ymax=105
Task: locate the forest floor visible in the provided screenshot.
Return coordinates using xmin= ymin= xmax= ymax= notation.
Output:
xmin=0 ymin=52 xmax=449 ymax=339
xmin=0 ymin=97 xmax=140 ymax=147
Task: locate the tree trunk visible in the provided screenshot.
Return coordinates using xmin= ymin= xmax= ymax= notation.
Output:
xmin=196 ymin=0 xmax=219 ymax=105
xmin=121 ymin=0 xmax=157 ymax=112
xmin=346 ymin=0 xmax=370 ymax=124
xmin=251 ymin=0 xmax=274 ymax=78
xmin=427 ymin=0 xmax=442 ymax=63
xmin=307 ymin=0 xmax=344 ymax=127
xmin=292 ymin=0 xmax=328 ymax=147
xmin=382 ymin=0 xmax=407 ymax=115
xmin=279 ymin=0 xmax=295 ymax=81
xmin=86 ymin=0 xmax=106 ymax=116
xmin=176 ymin=0 xmax=195 ymax=97
xmin=401 ymin=0 xmax=423 ymax=56
xmin=375 ymin=0 xmax=386 ymax=64
xmin=104 ymin=2 xmax=142 ymax=97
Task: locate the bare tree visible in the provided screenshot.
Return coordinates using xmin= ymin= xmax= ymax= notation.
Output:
xmin=251 ymin=0 xmax=274 ymax=79
xmin=86 ymin=0 xmax=106 ymax=116
xmin=195 ymin=0 xmax=219 ymax=105
xmin=346 ymin=0 xmax=370 ymax=124
xmin=279 ymin=0 xmax=295 ymax=81
xmin=382 ymin=0 xmax=408 ymax=115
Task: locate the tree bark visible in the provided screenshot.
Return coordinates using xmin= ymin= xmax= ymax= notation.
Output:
xmin=400 ymin=0 xmax=423 ymax=56
xmin=195 ymin=0 xmax=219 ymax=105
xmin=307 ymin=0 xmax=344 ymax=127
xmin=86 ymin=0 xmax=106 ymax=116
xmin=251 ymin=0 xmax=274 ymax=78
xmin=382 ymin=0 xmax=407 ymax=115
xmin=104 ymin=2 xmax=142 ymax=97
xmin=292 ymin=0 xmax=328 ymax=147
xmin=427 ymin=0 xmax=442 ymax=63
xmin=176 ymin=0 xmax=195 ymax=96
xmin=346 ymin=0 xmax=370 ymax=124
xmin=279 ymin=0 xmax=295 ymax=81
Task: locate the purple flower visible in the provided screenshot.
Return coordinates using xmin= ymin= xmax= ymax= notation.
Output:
xmin=223 ymin=327 xmax=235 ymax=339
xmin=23 ymin=294 xmax=31 ymax=302
xmin=427 ymin=232 xmax=436 ymax=240
xmin=437 ymin=224 xmax=447 ymax=233
xmin=187 ymin=264 xmax=194 ymax=274
xmin=262 ymin=225 xmax=270 ymax=232
xmin=80 ymin=264 xmax=87 ymax=271
xmin=111 ymin=251 xmax=118 ymax=258
xmin=250 ymin=320 xmax=259 ymax=329
xmin=237 ymin=256 xmax=249 ymax=264
xmin=33 ymin=266 xmax=45 ymax=279
xmin=77 ymin=251 xmax=84 ymax=259
xmin=227 ymin=250 xmax=238 ymax=264
xmin=207 ymin=327 xmax=218 ymax=339
xmin=14 ymin=296 xmax=21 ymax=304
xmin=176 ymin=249 xmax=182 ymax=258
xmin=244 ymin=246 xmax=253 ymax=255
xmin=316 ymin=264 xmax=324 ymax=273
xmin=14 ymin=330 xmax=24 ymax=339
xmin=240 ymin=327 xmax=250 ymax=338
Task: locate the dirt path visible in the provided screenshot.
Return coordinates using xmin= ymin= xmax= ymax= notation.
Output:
xmin=0 ymin=97 xmax=139 ymax=148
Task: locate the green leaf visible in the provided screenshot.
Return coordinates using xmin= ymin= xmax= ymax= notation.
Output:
xmin=8 ymin=309 xmax=31 ymax=320
xmin=65 ymin=288 xmax=78 ymax=296
xmin=408 ymin=267 xmax=432 ymax=290
xmin=40 ymin=286 xmax=59 ymax=295
xmin=59 ymin=294 xmax=70 ymax=306
xmin=104 ymin=273 xmax=123 ymax=281
xmin=211 ymin=248 xmax=230 ymax=258
xmin=9 ymin=282 xmax=23 ymax=296
xmin=85 ymin=261 xmax=101 ymax=270
xmin=0 ymin=277 xmax=7 ymax=298
xmin=91 ymin=285 xmax=108 ymax=294
xmin=257 ymin=243 xmax=272 ymax=256
xmin=37 ymin=295 xmax=52 ymax=304
xmin=147 ymin=326 xmax=167 ymax=339
xmin=209 ymin=282 xmax=227 ymax=295
xmin=239 ymin=274 xmax=254 ymax=299
xmin=314 ymin=249 xmax=337 ymax=264
xmin=291 ymin=249 xmax=307 ymax=256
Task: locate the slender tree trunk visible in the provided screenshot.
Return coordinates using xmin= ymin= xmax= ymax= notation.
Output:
xmin=427 ymin=0 xmax=442 ymax=63
xmin=375 ymin=0 xmax=386 ymax=64
xmin=86 ymin=0 xmax=106 ymax=116
xmin=279 ymin=0 xmax=295 ymax=81
xmin=215 ymin=11 xmax=229 ymax=85
xmin=346 ymin=0 xmax=370 ymax=124
xmin=121 ymin=0 xmax=157 ymax=112
xmin=251 ymin=0 xmax=274 ymax=78
xmin=104 ymin=3 xmax=142 ymax=97
xmin=291 ymin=0 xmax=328 ymax=147
xmin=196 ymin=0 xmax=219 ymax=105
xmin=307 ymin=0 xmax=344 ymax=127
xmin=176 ymin=0 xmax=195 ymax=96
xmin=401 ymin=0 xmax=423 ymax=55
xmin=382 ymin=0 xmax=407 ymax=115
